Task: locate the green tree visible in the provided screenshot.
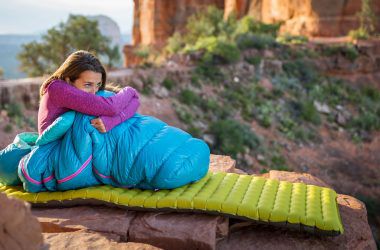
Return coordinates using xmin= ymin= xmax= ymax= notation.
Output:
xmin=18 ymin=15 xmax=120 ymax=77
xmin=0 ymin=67 xmax=4 ymax=80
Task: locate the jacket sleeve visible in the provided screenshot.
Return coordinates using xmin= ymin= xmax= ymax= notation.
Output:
xmin=100 ymin=96 xmax=140 ymax=131
xmin=48 ymin=80 xmax=137 ymax=116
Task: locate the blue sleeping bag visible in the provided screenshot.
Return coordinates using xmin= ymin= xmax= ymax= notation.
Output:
xmin=0 ymin=91 xmax=210 ymax=192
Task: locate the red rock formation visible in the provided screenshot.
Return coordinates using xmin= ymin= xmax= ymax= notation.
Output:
xmin=0 ymin=193 xmax=43 ymax=250
xmin=125 ymin=0 xmax=224 ymax=66
xmin=132 ymin=0 xmax=224 ymax=47
xmin=125 ymin=0 xmax=380 ymax=66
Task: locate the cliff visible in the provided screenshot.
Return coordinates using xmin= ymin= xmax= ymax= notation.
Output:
xmin=224 ymin=0 xmax=380 ymax=36
xmin=125 ymin=0 xmax=380 ymax=66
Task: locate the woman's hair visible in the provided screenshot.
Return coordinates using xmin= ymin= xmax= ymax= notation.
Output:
xmin=40 ymin=50 xmax=107 ymax=97
xmin=104 ymin=83 xmax=122 ymax=93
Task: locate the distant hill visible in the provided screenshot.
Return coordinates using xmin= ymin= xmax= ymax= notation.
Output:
xmin=0 ymin=34 xmax=41 ymax=79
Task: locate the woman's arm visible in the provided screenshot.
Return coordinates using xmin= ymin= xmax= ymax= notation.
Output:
xmin=99 ymin=96 xmax=140 ymax=132
xmin=48 ymin=80 xmax=137 ymax=116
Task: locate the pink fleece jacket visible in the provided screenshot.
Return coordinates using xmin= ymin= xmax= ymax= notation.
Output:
xmin=38 ymin=79 xmax=140 ymax=135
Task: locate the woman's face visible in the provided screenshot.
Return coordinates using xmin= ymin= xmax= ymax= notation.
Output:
xmin=71 ymin=70 xmax=102 ymax=94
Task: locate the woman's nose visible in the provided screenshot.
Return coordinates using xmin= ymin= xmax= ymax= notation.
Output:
xmin=91 ymin=86 xmax=98 ymax=94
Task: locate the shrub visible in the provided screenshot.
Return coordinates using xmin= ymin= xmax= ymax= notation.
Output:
xmin=184 ymin=6 xmax=225 ymax=45
xmin=141 ymin=76 xmax=154 ymax=95
xmin=276 ymin=33 xmax=308 ymax=44
xmin=162 ymin=78 xmax=174 ymax=90
xmin=210 ymin=119 xmax=260 ymax=158
xmin=349 ymin=111 xmax=380 ymax=132
xmin=188 ymin=36 xmax=240 ymax=64
xmin=349 ymin=28 xmax=370 ymax=40
xmin=270 ymin=155 xmax=289 ymax=171
xmin=187 ymin=125 xmax=202 ymax=138
xmin=321 ymin=44 xmax=359 ymax=61
xmin=3 ymin=124 xmax=13 ymax=133
xmin=236 ymin=33 xmax=276 ymax=50
xmin=282 ymin=59 xmax=318 ymax=83
xmin=245 ymin=56 xmax=261 ymax=66
xmin=255 ymin=101 xmax=276 ymax=128
xmin=194 ymin=61 xmax=224 ymax=81
xmin=234 ymin=16 xmax=280 ymax=37
xmin=175 ymin=106 xmax=194 ymax=124
xmin=165 ymin=32 xmax=184 ymax=55
xmin=179 ymin=89 xmax=199 ymax=105
xmin=300 ymin=100 xmax=321 ymax=125
xmin=4 ymin=103 xmax=23 ymax=118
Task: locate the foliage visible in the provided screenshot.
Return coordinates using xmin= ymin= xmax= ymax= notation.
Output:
xmin=348 ymin=28 xmax=369 ymax=40
xmin=233 ymin=16 xmax=280 ymax=37
xmin=236 ymin=33 xmax=277 ymax=50
xmin=162 ymin=77 xmax=175 ymax=90
xmin=357 ymin=0 xmax=377 ymax=35
xmin=348 ymin=0 xmax=377 ymax=40
xmin=321 ymin=44 xmax=359 ymax=61
xmin=3 ymin=124 xmax=13 ymax=133
xmin=210 ymin=119 xmax=260 ymax=158
xmin=18 ymin=15 xmax=119 ymax=77
xmin=188 ymin=36 xmax=241 ymax=64
xmin=166 ymin=8 xmax=280 ymax=59
xmin=282 ymin=59 xmax=318 ymax=83
xmin=179 ymin=89 xmax=200 ymax=105
xmin=245 ymin=56 xmax=261 ymax=66
xmin=276 ymin=33 xmax=308 ymax=44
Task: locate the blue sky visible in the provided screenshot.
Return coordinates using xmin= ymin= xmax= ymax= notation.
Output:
xmin=0 ymin=0 xmax=134 ymax=34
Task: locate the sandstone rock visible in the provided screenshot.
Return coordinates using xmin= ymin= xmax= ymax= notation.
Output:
xmin=42 ymin=231 xmax=160 ymax=250
xmin=268 ymin=170 xmax=331 ymax=188
xmin=32 ymin=206 xmax=136 ymax=240
xmin=209 ymin=154 xmax=236 ymax=173
xmin=0 ymin=193 xmax=43 ymax=250
xmin=128 ymin=0 xmax=380 ymax=65
xmin=33 ymin=206 xmax=229 ymax=250
xmin=132 ymin=0 xmax=224 ymax=47
xmin=129 ymin=212 xmax=228 ymax=250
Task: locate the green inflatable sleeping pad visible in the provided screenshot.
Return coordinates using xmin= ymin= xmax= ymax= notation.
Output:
xmin=0 ymin=172 xmax=344 ymax=235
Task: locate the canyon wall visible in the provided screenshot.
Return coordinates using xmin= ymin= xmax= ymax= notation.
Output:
xmin=125 ymin=0 xmax=380 ymax=66
xmin=223 ymin=0 xmax=380 ymax=37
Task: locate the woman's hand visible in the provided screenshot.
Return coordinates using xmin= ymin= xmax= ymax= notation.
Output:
xmin=91 ymin=118 xmax=106 ymax=133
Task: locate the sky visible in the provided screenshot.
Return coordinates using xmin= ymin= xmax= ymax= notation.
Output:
xmin=0 ymin=0 xmax=134 ymax=34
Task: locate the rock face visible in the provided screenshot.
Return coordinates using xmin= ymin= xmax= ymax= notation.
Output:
xmin=132 ymin=0 xmax=224 ymax=47
xmin=224 ymin=0 xmax=380 ymax=37
xmin=125 ymin=0 xmax=380 ymax=65
xmin=26 ymin=155 xmax=376 ymax=249
xmin=315 ymin=38 xmax=380 ymax=89
xmin=0 ymin=193 xmax=43 ymax=250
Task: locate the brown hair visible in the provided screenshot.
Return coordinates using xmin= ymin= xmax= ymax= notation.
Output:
xmin=40 ymin=50 xmax=107 ymax=97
